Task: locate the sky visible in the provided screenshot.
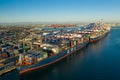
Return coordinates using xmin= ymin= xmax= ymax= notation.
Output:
xmin=0 ymin=0 xmax=120 ymax=23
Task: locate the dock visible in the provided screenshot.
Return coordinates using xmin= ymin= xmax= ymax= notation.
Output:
xmin=0 ymin=66 xmax=16 ymax=76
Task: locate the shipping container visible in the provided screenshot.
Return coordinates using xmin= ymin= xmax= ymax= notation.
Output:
xmin=66 ymin=41 xmax=71 ymax=47
xmin=0 ymin=52 xmax=2 ymax=60
xmin=25 ymin=55 xmax=29 ymax=59
xmin=70 ymin=40 xmax=74 ymax=47
xmin=1 ymin=52 xmax=8 ymax=59
xmin=9 ymin=52 xmax=15 ymax=57
xmin=76 ymin=40 xmax=79 ymax=45
xmin=73 ymin=46 xmax=76 ymax=51
xmin=36 ymin=54 xmax=43 ymax=61
xmin=71 ymin=48 xmax=74 ymax=52
xmin=14 ymin=49 xmax=19 ymax=54
xmin=74 ymin=40 xmax=77 ymax=45
xmin=19 ymin=49 xmax=24 ymax=53
xmin=2 ymin=47 xmax=6 ymax=52
xmin=42 ymin=52 xmax=48 ymax=59
xmin=67 ymin=49 xmax=70 ymax=54
xmin=0 ymin=48 xmax=2 ymax=51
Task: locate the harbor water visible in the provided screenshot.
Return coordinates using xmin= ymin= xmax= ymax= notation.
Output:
xmin=1 ymin=28 xmax=120 ymax=80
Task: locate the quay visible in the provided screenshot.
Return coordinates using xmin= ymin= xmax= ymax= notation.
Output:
xmin=0 ymin=22 xmax=111 ymax=75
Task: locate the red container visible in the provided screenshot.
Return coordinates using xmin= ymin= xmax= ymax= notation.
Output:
xmin=0 ymin=48 xmax=2 ymax=51
xmin=1 ymin=53 xmax=8 ymax=59
xmin=0 ymin=53 xmax=2 ymax=60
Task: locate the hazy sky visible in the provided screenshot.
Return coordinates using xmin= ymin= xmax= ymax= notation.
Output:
xmin=0 ymin=0 xmax=120 ymax=23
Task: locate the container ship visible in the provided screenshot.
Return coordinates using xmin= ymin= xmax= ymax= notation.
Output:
xmin=78 ymin=22 xmax=111 ymax=43
xmin=16 ymin=32 xmax=90 ymax=74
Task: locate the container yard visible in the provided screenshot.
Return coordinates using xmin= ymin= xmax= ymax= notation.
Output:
xmin=0 ymin=22 xmax=111 ymax=75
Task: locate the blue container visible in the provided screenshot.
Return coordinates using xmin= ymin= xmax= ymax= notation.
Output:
xmin=9 ymin=52 xmax=15 ymax=57
xmin=19 ymin=49 xmax=24 ymax=53
xmin=36 ymin=54 xmax=42 ymax=59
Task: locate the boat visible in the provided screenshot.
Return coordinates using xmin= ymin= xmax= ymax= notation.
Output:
xmin=16 ymin=33 xmax=90 ymax=74
xmin=89 ymin=30 xmax=107 ymax=43
xmin=86 ymin=22 xmax=110 ymax=43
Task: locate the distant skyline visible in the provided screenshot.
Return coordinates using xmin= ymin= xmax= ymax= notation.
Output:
xmin=0 ymin=0 xmax=120 ymax=23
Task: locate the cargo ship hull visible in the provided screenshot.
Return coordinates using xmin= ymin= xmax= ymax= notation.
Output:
xmin=90 ymin=32 xmax=108 ymax=43
xmin=18 ymin=41 xmax=89 ymax=74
